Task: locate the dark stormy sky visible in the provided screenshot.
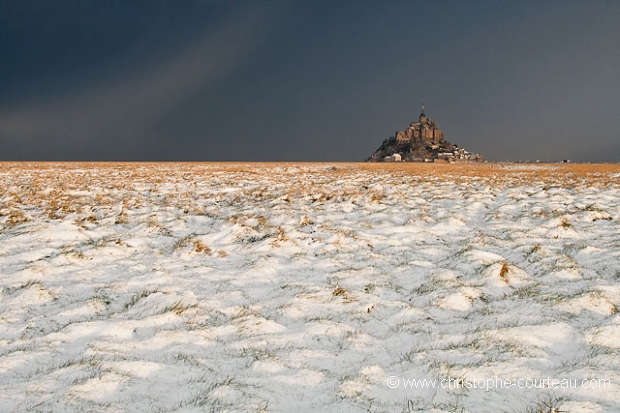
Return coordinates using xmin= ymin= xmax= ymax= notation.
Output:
xmin=1 ymin=1 xmax=619 ymax=162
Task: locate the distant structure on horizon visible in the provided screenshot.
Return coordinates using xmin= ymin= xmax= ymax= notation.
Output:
xmin=368 ymin=105 xmax=483 ymax=162
xmin=395 ymin=105 xmax=444 ymax=145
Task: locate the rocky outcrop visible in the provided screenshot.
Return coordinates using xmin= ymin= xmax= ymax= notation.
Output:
xmin=367 ymin=107 xmax=483 ymax=162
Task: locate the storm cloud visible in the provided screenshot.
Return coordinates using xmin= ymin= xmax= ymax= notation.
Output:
xmin=1 ymin=1 xmax=619 ymax=162
xmin=0 ymin=2 xmax=285 ymax=160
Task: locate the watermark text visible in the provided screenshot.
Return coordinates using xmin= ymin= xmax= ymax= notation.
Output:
xmin=386 ymin=376 xmax=612 ymax=392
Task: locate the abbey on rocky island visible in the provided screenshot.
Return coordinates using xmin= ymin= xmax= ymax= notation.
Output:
xmin=395 ymin=105 xmax=444 ymax=145
xmin=368 ymin=105 xmax=483 ymax=162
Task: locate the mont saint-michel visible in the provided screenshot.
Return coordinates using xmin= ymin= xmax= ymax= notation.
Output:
xmin=368 ymin=106 xmax=483 ymax=162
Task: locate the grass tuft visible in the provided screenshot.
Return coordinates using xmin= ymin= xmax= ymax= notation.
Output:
xmin=499 ymin=262 xmax=510 ymax=283
xmin=332 ymin=285 xmax=347 ymax=297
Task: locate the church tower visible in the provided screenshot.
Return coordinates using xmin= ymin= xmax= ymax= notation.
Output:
xmin=419 ymin=104 xmax=427 ymax=123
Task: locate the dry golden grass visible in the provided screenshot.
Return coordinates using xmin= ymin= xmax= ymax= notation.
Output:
xmin=499 ymin=262 xmax=510 ymax=283
xmin=192 ymin=239 xmax=211 ymax=254
xmin=1 ymin=161 xmax=618 ymax=231
xmin=332 ymin=285 xmax=347 ymax=297
xmin=358 ymin=162 xmax=620 ymax=188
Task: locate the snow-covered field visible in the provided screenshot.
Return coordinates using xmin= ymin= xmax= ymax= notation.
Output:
xmin=1 ymin=162 xmax=619 ymax=413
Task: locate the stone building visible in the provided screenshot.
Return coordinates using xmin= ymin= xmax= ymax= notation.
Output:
xmin=395 ymin=105 xmax=445 ymax=145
